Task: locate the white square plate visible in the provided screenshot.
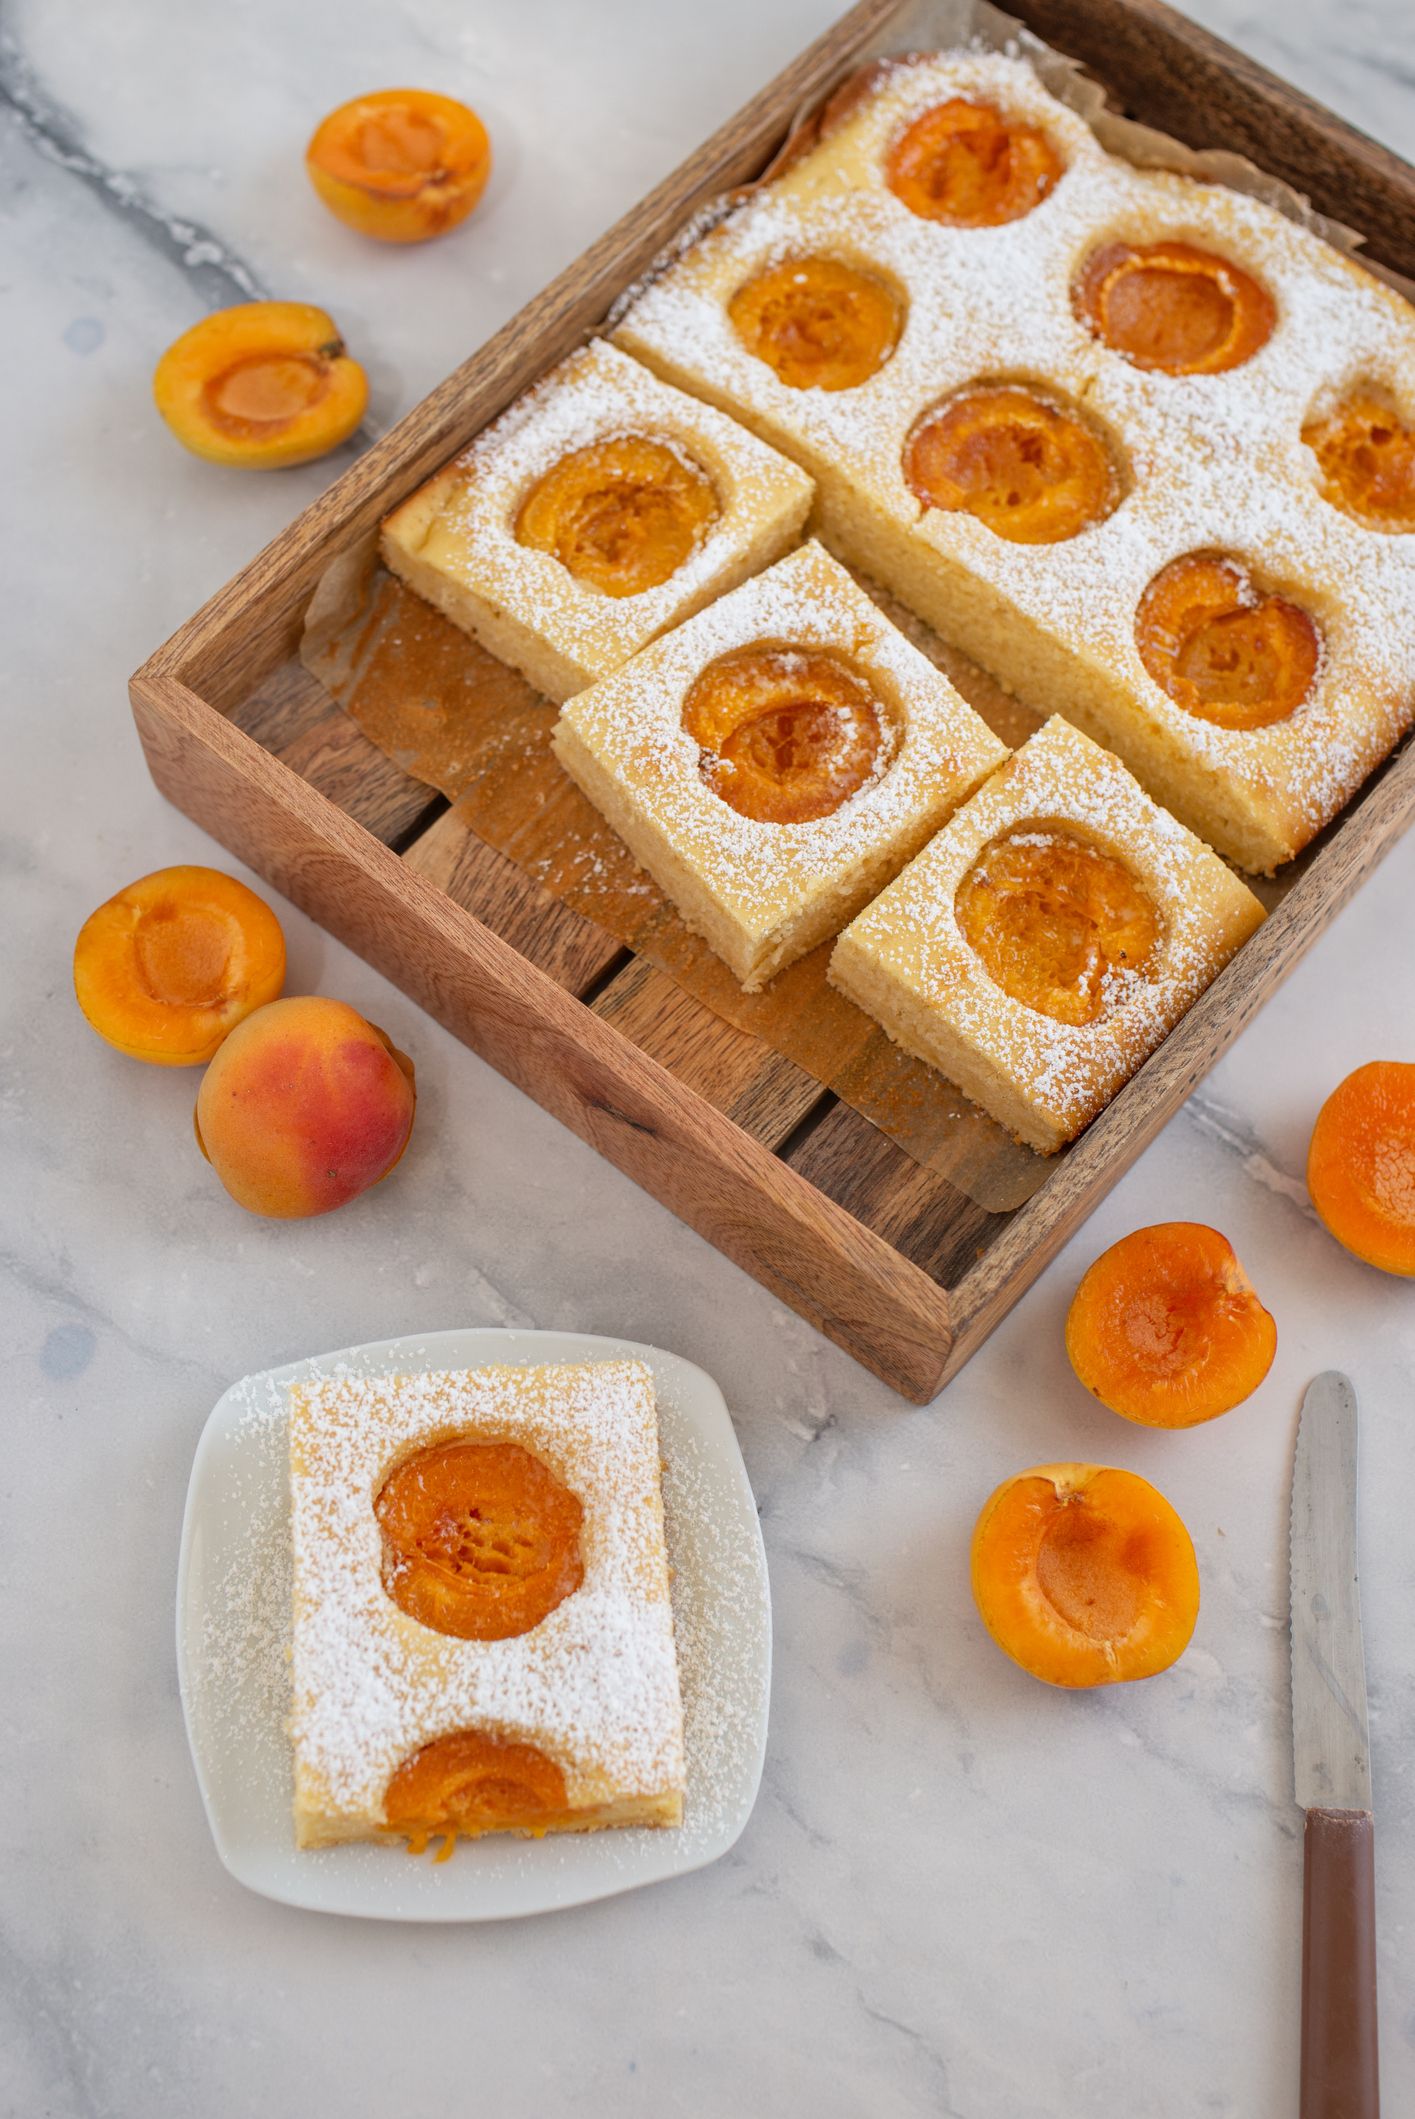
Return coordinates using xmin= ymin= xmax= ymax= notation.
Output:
xmin=177 ymin=1327 xmax=771 ymax=1920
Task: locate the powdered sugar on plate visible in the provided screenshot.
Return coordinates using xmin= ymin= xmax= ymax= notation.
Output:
xmin=176 ymin=1329 xmax=770 ymax=1920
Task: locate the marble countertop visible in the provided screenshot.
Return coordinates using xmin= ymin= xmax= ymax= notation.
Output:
xmin=4 ymin=1 xmax=1413 ymax=2112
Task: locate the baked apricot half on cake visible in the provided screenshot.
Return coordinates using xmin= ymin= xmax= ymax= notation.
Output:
xmin=728 ymin=255 xmax=903 ymax=391
xmin=1073 ymin=239 xmax=1274 ymax=374
xmin=1066 ymin=1222 xmax=1276 ymax=1427
xmin=971 ymin=1464 xmax=1199 ymax=1687
xmin=194 ymin=995 xmax=415 ymax=1218
xmin=376 ymin=1437 xmax=584 ymax=1640
xmin=1303 ymin=392 xmax=1415 ymax=532
xmin=904 ymin=383 xmax=1120 ymax=544
xmin=74 ymin=866 xmax=285 ymax=1066
xmin=1135 ymin=553 xmax=1320 ymax=730
xmin=954 ymin=828 xmax=1159 ymax=1027
xmin=885 ymin=97 xmax=1061 ymax=225
xmin=514 ymin=435 xmax=719 ymax=596
xmin=154 ymin=302 xmax=367 ymax=468
xmin=384 ymin=1730 xmax=569 ymax=1853
xmin=1308 ymin=1061 xmax=1415 ymax=1275
xmin=306 ymin=89 xmax=491 ymax=243
xmin=683 ymin=642 xmax=896 ymax=823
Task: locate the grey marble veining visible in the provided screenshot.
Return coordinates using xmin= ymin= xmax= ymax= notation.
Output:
xmin=3 ymin=2 xmax=1413 ymax=2114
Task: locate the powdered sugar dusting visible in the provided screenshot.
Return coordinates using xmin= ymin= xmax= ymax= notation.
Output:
xmin=289 ymin=1360 xmax=685 ymax=1829
xmin=389 ymin=337 xmax=811 ymax=682
xmin=615 ymin=47 xmax=1415 ymax=864
xmin=834 ymin=716 xmax=1266 ymax=1139
xmin=556 ymin=539 xmax=1007 ymax=942
xmin=187 ymin=1348 xmax=769 ymax=1885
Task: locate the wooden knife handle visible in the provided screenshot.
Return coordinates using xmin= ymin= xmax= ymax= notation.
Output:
xmin=1301 ymin=1807 xmax=1379 ymax=2118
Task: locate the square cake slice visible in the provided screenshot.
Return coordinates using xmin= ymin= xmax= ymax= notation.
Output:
xmin=379 ymin=338 xmax=813 ymax=703
xmin=829 ymin=717 xmax=1266 ymax=1152
xmin=552 ymin=539 xmax=1009 ymax=989
xmin=288 ymin=1359 xmax=685 ymax=1851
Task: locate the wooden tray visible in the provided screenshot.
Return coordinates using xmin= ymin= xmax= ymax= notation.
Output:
xmin=130 ymin=0 xmax=1415 ymax=1402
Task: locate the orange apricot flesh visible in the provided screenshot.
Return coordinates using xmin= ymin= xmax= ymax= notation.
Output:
xmin=1073 ymin=239 xmax=1275 ymax=375
xmin=683 ymin=643 xmax=894 ymax=823
xmin=728 ymin=255 xmax=903 ymax=391
xmin=1303 ymin=393 xmax=1415 ymax=532
xmin=904 ymin=383 xmax=1119 ymax=544
xmin=885 ymin=98 xmax=1061 ymax=226
xmin=955 ymin=828 xmax=1159 ymax=1027
xmin=376 ymin=1438 xmax=584 ymax=1641
xmin=514 ymin=434 xmax=719 ymax=596
xmin=1308 ymin=1061 xmax=1415 ymax=1276
xmin=74 ymin=866 xmax=286 ymax=1066
xmin=306 ymin=88 xmax=491 ymax=243
xmin=971 ymin=1463 xmax=1200 ymax=1687
xmin=194 ymin=995 xmax=415 ymax=1218
xmin=154 ymin=301 xmax=367 ymax=468
xmin=384 ymin=1729 xmax=568 ymax=1851
xmin=1066 ymin=1222 xmax=1276 ymax=1427
xmin=1135 ymin=552 xmax=1320 ymax=731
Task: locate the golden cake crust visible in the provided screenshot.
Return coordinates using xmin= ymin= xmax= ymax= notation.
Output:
xmin=829 ymin=716 xmax=1266 ymax=1152
xmin=615 ymin=50 xmax=1415 ymax=871
xmin=380 ymin=338 xmax=813 ymax=703
xmin=288 ymin=1358 xmax=685 ymax=1849
xmin=552 ymin=539 xmax=1009 ymax=989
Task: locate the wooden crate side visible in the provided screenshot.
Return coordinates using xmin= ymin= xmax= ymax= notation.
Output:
xmin=130 ymin=667 xmax=956 ymax=1399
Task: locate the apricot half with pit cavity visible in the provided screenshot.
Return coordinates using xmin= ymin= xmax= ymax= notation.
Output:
xmin=153 ymin=301 xmax=367 ymax=468
xmin=1135 ymin=552 xmax=1320 ymax=731
xmin=885 ymin=98 xmax=1061 ymax=226
xmin=74 ymin=866 xmax=286 ymax=1066
xmin=1066 ymin=1221 xmax=1276 ymax=1427
xmin=971 ymin=1462 xmax=1200 ymax=1687
xmin=1073 ymin=239 xmax=1274 ymax=375
xmin=683 ymin=643 xmax=894 ymax=823
xmin=307 ymin=89 xmax=491 ymax=245
xmin=384 ymin=1729 xmax=568 ymax=1850
xmin=194 ymin=995 xmax=415 ymax=1218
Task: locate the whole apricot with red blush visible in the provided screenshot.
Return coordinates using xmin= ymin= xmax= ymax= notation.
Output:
xmin=194 ymin=996 xmax=415 ymax=1218
xmin=1308 ymin=1061 xmax=1415 ymax=1275
xmin=1066 ymin=1221 xmax=1275 ymax=1428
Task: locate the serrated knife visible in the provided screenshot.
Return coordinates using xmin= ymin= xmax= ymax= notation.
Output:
xmin=1291 ymin=1371 xmax=1379 ymax=2118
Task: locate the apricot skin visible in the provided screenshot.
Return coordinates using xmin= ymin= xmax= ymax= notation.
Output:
xmin=153 ymin=301 xmax=367 ymax=469
xmin=74 ymin=866 xmax=286 ymax=1066
xmin=1308 ymin=1061 xmax=1415 ymax=1276
xmin=306 ymin=90 xmax=491 ymax=244
xmin=1066 ymin=1222 xmax=1276 ymax=1428
xmin=194 ymin=996 xmax=415 ymax=1218
xmin=971 ymin=1463 xmax=1199 ymax=1689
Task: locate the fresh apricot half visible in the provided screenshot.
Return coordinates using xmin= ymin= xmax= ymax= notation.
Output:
xmin=904 ymin=383 xmax=1119 ymax=543
xmin=971 ymin=1463 xmax=1200 ymax=1687
xmin=194 ymin=995 xmax=415 ymax=1218
xmin=1135 ymin=552 xmax=1320 ymax=730
xmin=1066 ymin=1222 xmax=1276 ymax=1427
xmin=683 ymin=642 xmax=894 ymax=823
xmin=515 ymin=435 xmax=719 ymax=596
xmin=1073 ymin=239 xmax=1274 ymax=375
xmin=885 ymin=98 xmax=1061 ymax=225
xmin=376 ymin=1438 xmax=584 ymax=1640
xmin=1303 ymin=392 xmax=1415 ymax=532
xmin=153 ymin=301 xmax=367 ymax=468
xmin=1308 ymin=1061 xmax=1415 ymax=1275
xmin=955 ymin=828 xmax=1159 ymax=1026
xmin=306 ymin=89 xmax=491 ymax=244
xmin=728 ymin=255 xmax=904 ymax=391
xmin=384 ymin=1729 xmax=568 ymax=1852
xmin=74 ymin=866 xmax=286 ymax=1066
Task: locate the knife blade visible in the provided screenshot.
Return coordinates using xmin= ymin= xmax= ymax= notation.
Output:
xmin=1290 ymin=1370 xmax=1379 ymax=2119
